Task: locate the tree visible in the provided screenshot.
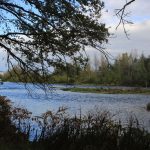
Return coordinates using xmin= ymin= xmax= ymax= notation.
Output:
xmin=0 ymin=0 xmax=109 ymax=85
xmin=135 ymin=55 xmax=149 ymax=87
xmin=143 ymin=56 xmax=150 ymax=87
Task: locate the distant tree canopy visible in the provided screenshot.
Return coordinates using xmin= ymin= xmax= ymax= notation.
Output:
xmin=0 ymin=0 xmax=110 ymax=84
xmin=50 ymin=53 xmax=150 ymax=87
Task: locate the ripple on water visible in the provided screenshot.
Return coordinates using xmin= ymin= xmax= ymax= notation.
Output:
xmin=0 ymin=82 xmax=150 ymax=130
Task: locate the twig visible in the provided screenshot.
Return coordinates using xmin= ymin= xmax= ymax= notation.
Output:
xmin=115 ymin=0 xmax=135 ymax=39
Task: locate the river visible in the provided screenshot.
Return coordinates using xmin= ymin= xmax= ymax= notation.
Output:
xmin=0 ymin=82 xmax=150 ymax=130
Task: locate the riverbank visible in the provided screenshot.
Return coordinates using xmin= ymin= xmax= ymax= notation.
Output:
xmin=1 ymin=96 xmax=150 ymax=150
xmin=62 ymin=87 xmax=150 ymax=94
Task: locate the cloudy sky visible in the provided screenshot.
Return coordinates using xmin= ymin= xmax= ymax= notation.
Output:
xmin=101 ymin=0 xmax=150 ymax=56
xmin=86 ymin=0 xmax=150 ymax=59
xmin=0 ymin=0 xmax=150 ymax=71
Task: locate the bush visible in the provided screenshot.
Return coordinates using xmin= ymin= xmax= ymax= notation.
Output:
xmin=0 ymin=96 xmax=30 ymax=149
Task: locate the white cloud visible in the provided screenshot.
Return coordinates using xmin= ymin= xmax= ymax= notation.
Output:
xmin=106 ymin=20 xmax=150 ymax=56
xmin=101 ymin=0 xmax=150 ymax=25
xmin=95 ymin=0 xmax=150 ymax=57
xmin=85 ymin=19 xmax=150 ymax=60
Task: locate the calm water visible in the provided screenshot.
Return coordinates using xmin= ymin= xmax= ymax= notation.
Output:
xmin=0 ymin=82 xmax=150 ymax=129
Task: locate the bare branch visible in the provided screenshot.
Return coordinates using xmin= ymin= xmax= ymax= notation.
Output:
xmin=115 ymin=0 xmax=135 ymax=38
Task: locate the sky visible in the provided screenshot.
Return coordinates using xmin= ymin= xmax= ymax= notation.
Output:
xmin=0 ymin=0 xmax=150 ymax=71
xmin=86 ymin=0 xmax=150 ymax=59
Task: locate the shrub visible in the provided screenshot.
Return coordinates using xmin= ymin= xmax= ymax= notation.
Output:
xmin=0 ymin=96 xmax=29 ymax=149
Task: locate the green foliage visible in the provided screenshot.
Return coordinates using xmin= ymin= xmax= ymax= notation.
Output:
xmin=52 ymin=53 xmax=150 ymax=87
xmin=62 ymin=87 xmax=150 ymax=94
xmin=2 ymin=53 xmax=150 ymax=87
xmin=0 ymin=0 xmax=109 ymax=84
xmin=2 ymin=66 xmax=53 ymax=84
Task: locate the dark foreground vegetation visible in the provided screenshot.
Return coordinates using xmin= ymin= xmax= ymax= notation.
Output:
xmin=0 ymin=96 xmax=150 ymax=150
xmin=62 ymin=87 xmax=150 ymax=94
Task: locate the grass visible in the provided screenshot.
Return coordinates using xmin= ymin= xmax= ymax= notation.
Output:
xmin=62 ymin=87 xmax=150 ymax=94
xmin=0 ymin=96 xmax=150 ymax=150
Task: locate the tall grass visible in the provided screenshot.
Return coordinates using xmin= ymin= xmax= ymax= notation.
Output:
xmin=0 ymin=96 xmax=150 ymax=150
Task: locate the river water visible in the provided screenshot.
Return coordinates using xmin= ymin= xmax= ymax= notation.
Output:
xmin=0 ymin=82 xmax=150 ymax=130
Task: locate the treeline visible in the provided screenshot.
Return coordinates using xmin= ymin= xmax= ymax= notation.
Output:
xmin=1 ymin=66 xmax=52 ymax=84
xmin=52 ymin=53 xmax=150 ymax=87
xmin=1 ymin=52 xmax=150 ymax=87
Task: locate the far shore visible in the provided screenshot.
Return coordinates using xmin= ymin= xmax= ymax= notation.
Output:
xmin=61 ymin=87 xmax=150 ymax=94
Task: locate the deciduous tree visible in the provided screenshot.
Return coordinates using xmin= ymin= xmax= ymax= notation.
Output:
xmin=0 ymin=0 xmax=109 ymax=85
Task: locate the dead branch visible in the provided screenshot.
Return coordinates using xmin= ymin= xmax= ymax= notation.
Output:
xmin=115 ymin=0 xmax=135 ymax=38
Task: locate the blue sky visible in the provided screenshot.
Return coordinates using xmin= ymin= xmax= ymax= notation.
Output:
xmin=0 ymin=0 xmax=150 ymax=71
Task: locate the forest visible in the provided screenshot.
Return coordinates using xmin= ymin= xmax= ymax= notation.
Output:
xmin=1 ymin=52 xmax=150 ymax=87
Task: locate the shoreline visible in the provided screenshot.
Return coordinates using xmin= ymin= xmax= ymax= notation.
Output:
xmin=62 ymin=87 xmax=150 ymax=94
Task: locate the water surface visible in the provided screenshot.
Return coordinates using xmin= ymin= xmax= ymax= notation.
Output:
xmin=0 ymin=82 xmax=150 ymax=130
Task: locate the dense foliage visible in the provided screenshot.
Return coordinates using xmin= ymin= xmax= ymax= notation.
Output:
xmin=0 ymin=0 xmax=109 ymax=84
xmin=51 ymin=53 xmax=150 ymax=87
xmin=0 ymin=96 xmax=29 ymax=149
xmin=2 ymin=52 xmax=150 ymax=87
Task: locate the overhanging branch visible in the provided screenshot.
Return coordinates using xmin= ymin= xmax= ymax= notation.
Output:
xmin=115 ymin=0 xmax=135 ymax=38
